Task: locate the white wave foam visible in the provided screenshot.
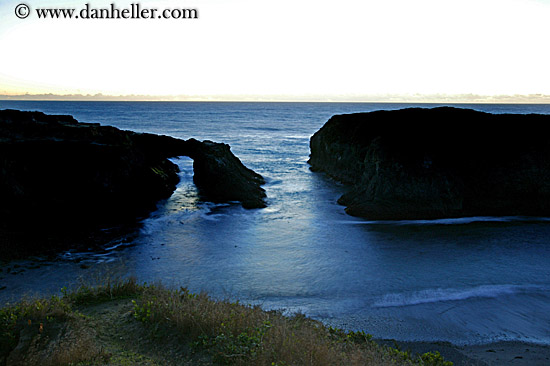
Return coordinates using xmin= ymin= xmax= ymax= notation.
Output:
xmin=140 ymin=201 xmax=244 ymax=235
xmin=140 ymin=209 xmax=204 ymax=235
xmin=341 ymin=216 xmax=550 ymax=226
xmin=373 ymin=284 xmax=546 ymax=308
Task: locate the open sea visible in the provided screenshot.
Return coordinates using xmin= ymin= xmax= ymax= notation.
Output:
xmin=1 ymin=100 xmax=550 ymax=346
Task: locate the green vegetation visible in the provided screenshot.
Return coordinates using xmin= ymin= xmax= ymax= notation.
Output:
xmin=1 ymin=277 xmax=452 ymax=365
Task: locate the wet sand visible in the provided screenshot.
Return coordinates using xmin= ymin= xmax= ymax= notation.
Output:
xmin=382 ymin=340 xmax=550 ymax=366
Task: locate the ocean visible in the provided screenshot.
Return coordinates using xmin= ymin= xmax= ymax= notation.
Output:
xmin=1 ymin=100 xmax=550 ymax=346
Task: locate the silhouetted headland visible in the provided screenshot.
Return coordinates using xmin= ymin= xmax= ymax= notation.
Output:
xmin=309 ymin=107 xmax=550 ymax=220
xmin=0 ymin=109 xmax=265 ymax=257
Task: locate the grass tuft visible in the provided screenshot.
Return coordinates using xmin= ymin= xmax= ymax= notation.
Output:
xmin=61 ymin=274 xmax=143 ymax=305
xmin=0 ymin=293 xmax=108 ymax=366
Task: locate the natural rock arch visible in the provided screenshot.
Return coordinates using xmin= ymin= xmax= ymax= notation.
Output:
xmin=0 ymin=109 xmax=266 ymax=231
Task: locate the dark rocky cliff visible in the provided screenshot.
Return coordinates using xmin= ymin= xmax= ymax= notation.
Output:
xmin=309 ymin=107 xmax=550 ymax=220
xmin=0 ymin=109 xmax=266 ymax=235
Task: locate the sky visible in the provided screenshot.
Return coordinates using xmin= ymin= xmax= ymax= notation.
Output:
xmin=0 ymin=0 xmax=549 ymax=101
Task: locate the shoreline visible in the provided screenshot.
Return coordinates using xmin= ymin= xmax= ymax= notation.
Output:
xmin=2 ymin=262 xmax=550 ymax=365
xmin=383 ymin=339 xmax=550 ymax=366
xmin=3 ymin=264 xmax=549 ymax=365
xmin=3 ymin=260 xmax=549 ymax=365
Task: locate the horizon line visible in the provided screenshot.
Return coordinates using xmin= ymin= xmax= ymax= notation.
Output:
xmin=1 ymin=92 xmax=550 ymax=104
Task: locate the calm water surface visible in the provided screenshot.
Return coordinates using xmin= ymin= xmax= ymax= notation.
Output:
xmin=1 ymin=101 xmax=550 ymax=345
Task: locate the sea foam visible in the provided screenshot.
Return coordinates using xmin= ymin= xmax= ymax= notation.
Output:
xmin=373 ymin=284 xmax=546 ymax=308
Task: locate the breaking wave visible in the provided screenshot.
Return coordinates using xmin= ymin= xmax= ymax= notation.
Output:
xmin=373 ymin=284 xmax=546 ymax=308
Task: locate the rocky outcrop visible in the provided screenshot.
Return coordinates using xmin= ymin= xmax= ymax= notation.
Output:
xmin=309 ymin=107 xmax=550 ymax=220
xmin=0 ymin=109 xmax=266 ymax=233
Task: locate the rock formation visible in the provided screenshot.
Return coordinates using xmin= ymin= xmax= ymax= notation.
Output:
xmin=309 ymin=107 xmax=550 ymax=220
xmin=0 ymin=109 xmax=266 ymax=234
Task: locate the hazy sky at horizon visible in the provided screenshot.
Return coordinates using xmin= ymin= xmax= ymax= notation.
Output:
xmin=1 ymin=0 xmax=549 ymax=100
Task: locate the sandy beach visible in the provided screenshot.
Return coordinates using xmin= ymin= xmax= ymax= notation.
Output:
xmin=384 ymin=340 xmax=550 ymax=366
